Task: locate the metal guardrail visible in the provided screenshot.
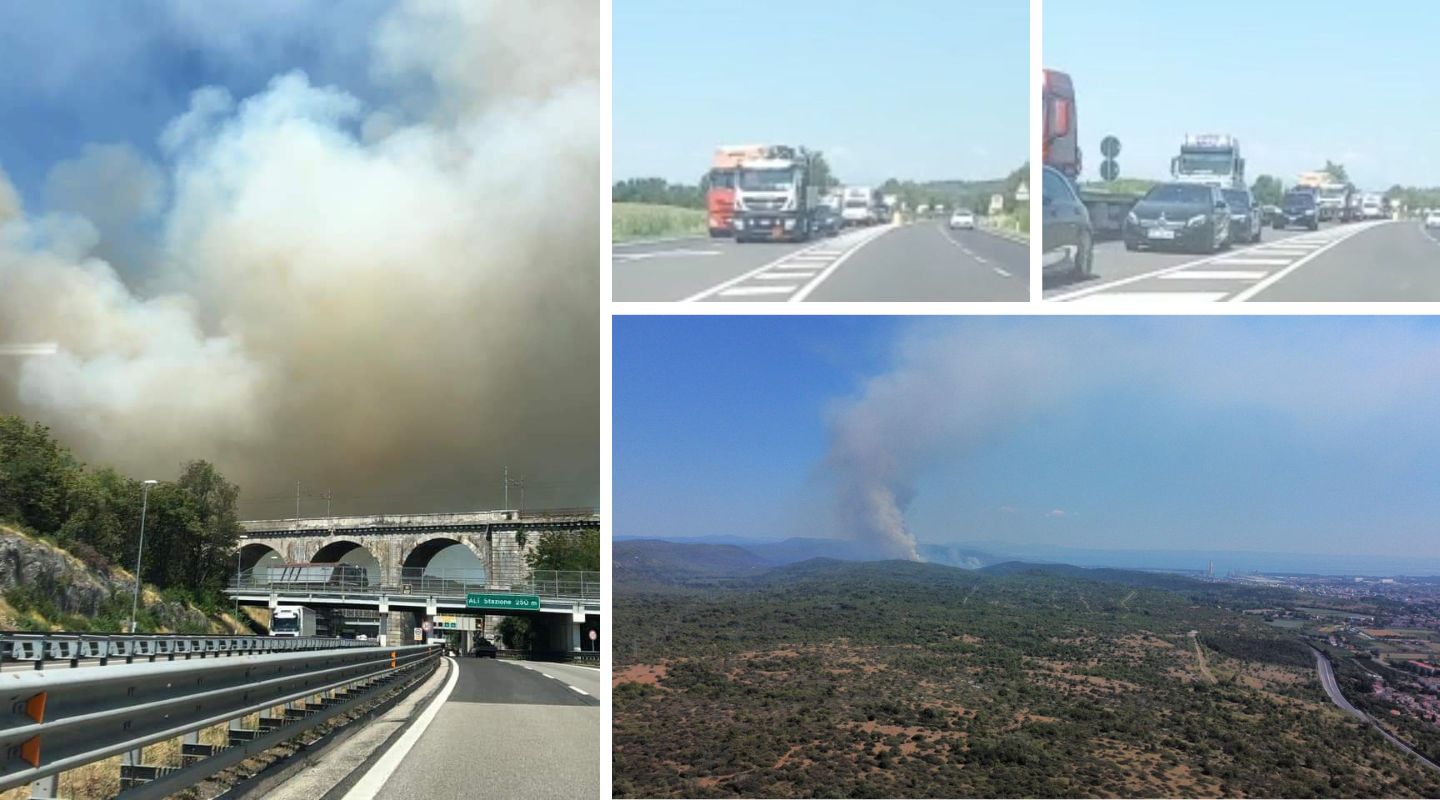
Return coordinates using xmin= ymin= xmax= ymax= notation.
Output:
xmin=495 ymin=648 xmax=599 ymax=665
xmin=233 ymin=568 xmax=601 ymax=601
xmin=0 ymin=633 xmax=370 ymax=670
xmin=0 ymin=639 xmax=441 ymax=797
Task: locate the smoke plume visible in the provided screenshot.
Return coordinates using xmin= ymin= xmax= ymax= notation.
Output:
xmin=0 ymin=1 xmax=598 ymax=517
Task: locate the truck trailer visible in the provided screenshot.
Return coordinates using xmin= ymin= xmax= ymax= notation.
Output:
xmin=1171 ymin=134 xmax=1245 ymax=190
xmin=1042 ymin=69 xmax=1140 ymax=239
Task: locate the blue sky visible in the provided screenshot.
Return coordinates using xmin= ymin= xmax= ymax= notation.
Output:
xmin=613 ymin=0 xmax=1028 ymax=185
xmin=1045 ymin=0 xmax=1440 ymax=190
xmin=615 ymin=316 xmax=1440 ymax=563
xmin=0 ymin=0 xmax=390 ymax=207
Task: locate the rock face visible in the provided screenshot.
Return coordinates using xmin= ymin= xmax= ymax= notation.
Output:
xmin=0 ymin=525 xmax=213 ymax=632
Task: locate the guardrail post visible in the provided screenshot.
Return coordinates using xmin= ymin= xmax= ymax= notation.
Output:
xmin=28 ymin=775 xmax=57 ymax=799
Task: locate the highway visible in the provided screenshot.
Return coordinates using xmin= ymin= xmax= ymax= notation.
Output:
xmin=1047 ymin=220 xmax=1440 ymax=303
xmin=613 ymin=220 xmax=1028 ymax=302
xmin=1312 ymin=647 xmax=1440 ymax=774
xmin=356 ymin=657 xmax=599 ymax=800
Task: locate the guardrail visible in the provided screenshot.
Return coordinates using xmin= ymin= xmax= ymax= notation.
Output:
xmin=0 ymin=632 xmax=370 ymax=670
xmin=495 ymin=648 xmax=599 ymax=665
xmin=0 ymin=638 xmax=441 ymax=797
xmin=233 ymin=567 xmax=601 ymax=601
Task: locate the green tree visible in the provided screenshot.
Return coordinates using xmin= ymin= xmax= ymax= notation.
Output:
xmin=1251 ymin=175 xmax=1284 ymax=206
xmin=807 ymin=150 xmax=838 ymax=191
xmin=1322 ymin=161 xmax=1349 ymax=183
xmin=497 ymin=615 xmax=534 ymax=649
xmin=176 ymin=461 xmax=243 ymax=598
xmin=526 ymin=529 xmax=600 ymax=572
xmin=0 ymin=416 xmax=80 ymax=533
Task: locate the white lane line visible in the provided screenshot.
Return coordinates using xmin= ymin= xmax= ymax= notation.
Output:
xmin=1205 ymin=258 xmax=1291 ymax=267
xmin=992 ymin=267 xmax=1012 ymax=278
xmin=755 ymin=272 xmax=818 ymax=280
xmin=719 ymin=285 xmax=797 ymax=297
xmin=614 ymin=234 xmax=713 ymax=248
xmin=342 ymin=657 xmax=460 ymax=800
xmin=569 ymin=685 xmax=589 ymax=696
xmin=1159 ymin=270 xmax=1266 ymax=281
xmin=681 ymin=236 xmax=842 ymax=302
xmin=1249 ymin=248 xmax=1312 ymax=256
xmin=1068 ymin=292 xmax=1229 ymax=305
xmin=1230 ymin=223 xmax=1392 ymax=301
xmin=789 ymin=226 xmax=896 ymax=302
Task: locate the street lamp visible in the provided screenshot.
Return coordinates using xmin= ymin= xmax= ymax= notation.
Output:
xmin=128 ymin=480 xmax=159 ymax=634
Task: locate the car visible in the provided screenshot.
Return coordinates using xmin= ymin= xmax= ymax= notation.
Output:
xmin=1426 ymin=212 xmax=1440 ymax=229
xmin=1275 ymin=191 xmax=1320 ymax=231
xmin=1221 ymin=188 xmax=1262 ymax=244
xmin=948 ymin=210 xmax=976 ymax=230
xmin=1122 ymin=182 xmax=1230 ymax=254
xmin=472 ymin=636 xmax=498 ymax=658
xmin=1041 ymin=165 xmax=1093 ymax=280
xmin=810 ymin=204 xmax=842 ymax=237
xmin=1258 ymin=204 xmax=1281 ymax=226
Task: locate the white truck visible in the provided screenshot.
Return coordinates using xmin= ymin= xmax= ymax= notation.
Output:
xmin=732 ymin=145 xmax=821 ymax=243
xmin=271 ymin=605 xmax=317 ymax=637
xmin=1171 ymin=134 xmax=1245 ymax=190
xmin=840 ymin=186 xmax=875 ymax=226
xmin=1361 ymin=193 xmax=1384 ymax=220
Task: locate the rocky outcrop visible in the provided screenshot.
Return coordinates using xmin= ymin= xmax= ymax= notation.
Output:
xmin=0 ymin=524 xmax=214 ymax=632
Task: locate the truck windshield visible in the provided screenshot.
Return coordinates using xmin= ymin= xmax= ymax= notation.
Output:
xmin=708 ymin=169 xmax=735 ymax=189
xmin=1177 ymin=152 xmax=1234 ymax=175
xmin=738 ymin=169 xmax=795 ymax=191
xmin=273 ymin=616 xmax=299 ymax=632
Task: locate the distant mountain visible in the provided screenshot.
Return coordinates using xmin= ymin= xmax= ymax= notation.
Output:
xmin=917 ymin=542 xmax=1001 ymax=569
xmin=614 ymin=538 xmax=774 ymax=589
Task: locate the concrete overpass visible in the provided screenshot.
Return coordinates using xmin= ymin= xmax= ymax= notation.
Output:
xmin=231 ymin=508 xmax=599 ymax=648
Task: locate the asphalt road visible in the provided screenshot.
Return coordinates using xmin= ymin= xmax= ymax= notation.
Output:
xmin=613 ymin=221 xmax=1028 ymax=302
xmin=372 ymin=658 xmax=598 ymax=800
xmin=1046 ymin=220 xmax=1440 ymax=302
xmin=1312 ymin=647 xmax=1440 ymax=773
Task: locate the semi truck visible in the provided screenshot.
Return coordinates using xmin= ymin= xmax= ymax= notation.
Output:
xmin=1296 ymin=171 xmax=1355 ymax=223
xmin=1042 ymin=69 xmax=1140 ymax=238
xmin=840 ymin=186 xmax=876 ymax=226
xmin=271 ymin=605 xmax=317 ymax=637
xmin=732 ymin=145 xmax=821 ymax=243
xmin=707 ymin=144 xmax=770 ymax=237
xmin=1171 ymin=134 xmax=1245 ymax=189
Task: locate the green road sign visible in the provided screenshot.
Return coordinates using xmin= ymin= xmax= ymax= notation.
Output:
xmin=466 ymin=593 xmax=541 ymax=611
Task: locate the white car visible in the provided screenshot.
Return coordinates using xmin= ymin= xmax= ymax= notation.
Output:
xmin=1426 ymin=212 xmax=1440 ymax=229
xmin=948 ymin=210 xmax=975 ymax=230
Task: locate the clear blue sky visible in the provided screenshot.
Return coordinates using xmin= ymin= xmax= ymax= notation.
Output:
xmin=613 ymin=0 xmax=1028 ymax=185
xmin=1045 ymin=0 xmax=1440 ymax=190
xmin=616 ymin=316 xmax=1440 ymax=562
xmin=0 ymin=0 xmax=390 ymax=207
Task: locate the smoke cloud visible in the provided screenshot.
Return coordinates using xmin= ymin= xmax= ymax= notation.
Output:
xmin=0 ymin=0 xmax=598 ymax=518
xmin=823 ymin=318 xmax=1440 ymax=560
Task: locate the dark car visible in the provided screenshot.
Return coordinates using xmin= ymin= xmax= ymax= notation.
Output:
xmin=1275 ymin=191 xmax=1320 ymax=230
xmin=1221 ymin=188 xmax=1262 ymax=245
xmin=1042 ymin=165 xmax=1094 ymax=281
xmin=472 ymin=636 xmax=498 ymax=658
xmin=810 ymin=204 xmax=842 ymax=237
xmin=1123 ymin=183 xmax=1230 ymax=254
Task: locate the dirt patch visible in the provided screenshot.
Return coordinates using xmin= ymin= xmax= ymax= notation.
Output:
xmin=614 ymin=662 xmax=668 ymax=687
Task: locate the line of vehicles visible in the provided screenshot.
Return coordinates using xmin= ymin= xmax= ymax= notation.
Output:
xmin=706 ymin=144 xmax=892 ymax=243
xmin=1041 ymin=68 xmax=1401 ymax=281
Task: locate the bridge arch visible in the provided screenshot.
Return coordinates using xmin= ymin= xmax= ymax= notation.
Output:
xmin=238 ymin=542 xmax=283 ymax=576
xmin=310 ymin=539 xmax=382 ymax=585
xmin=401 ymin=537 xmax=486 ymax=585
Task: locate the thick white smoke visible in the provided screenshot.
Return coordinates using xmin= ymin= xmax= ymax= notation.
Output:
xmin=0 ymin=1 xmax=598 ymax=516
xmin=823 ymin=318 xmax=1440 ymax=561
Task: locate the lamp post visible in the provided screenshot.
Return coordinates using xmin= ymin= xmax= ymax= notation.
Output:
xmin=128 ymin=480 xmax=159 ymax=633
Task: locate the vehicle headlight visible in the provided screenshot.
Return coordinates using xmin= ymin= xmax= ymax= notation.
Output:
xmin=783 ymin=219 xmax=795 ymax=230
xmin=1305 ymin=209 xmax=1316 ymax=216
xmin=1126 ymin=212 xmax=1138 ymax=225
xmin=1187 ymin=214 xmax=1207 ymax=227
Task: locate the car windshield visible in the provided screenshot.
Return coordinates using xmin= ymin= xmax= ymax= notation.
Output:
xmin=1222 ymin=191 xmax=1250 ymax=209
xmin=1284 ymin=193 xmax=1316 ymax=208
xmin=1177 ymin=152 xmax=1234 ymax=175
xmin=738 ymin=169 xmax=795 ymax=191
xmin=1144 ymin=184 xmax=1211 ymax=204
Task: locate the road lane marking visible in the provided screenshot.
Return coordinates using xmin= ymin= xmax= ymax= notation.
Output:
xmin=614 ymin=234 xmax=714 ymax=248
xmin=569 ymin=686 xmax=589 ymax=696
xmin=1052 ymin=222 xmax=1392 ymax=302
xmin=342 ymin=656 xmax=459 ymax=800
xmin=1068 ymin=292 xmax=1230 ymax=305
xmin=789 ymin=226 xmax=897 ymax=302
xmin=1159 ymin=270 xmax=1266 ymax=281
xmin=718 ymin=285 xmax=796 ymax=296
xmin=1231 ymin=223 xmax=1397 ymax=301
xmin=613 ymin=249 xmax=720 ymax=263
xmin=992 ymin=267 xmax=1011 ymax=278
xmin=755 ymin=272 xmax=817 ymax=280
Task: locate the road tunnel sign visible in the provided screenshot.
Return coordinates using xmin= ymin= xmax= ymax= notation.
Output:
xmin=466 ymin=593 xmax=541 ymax=611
